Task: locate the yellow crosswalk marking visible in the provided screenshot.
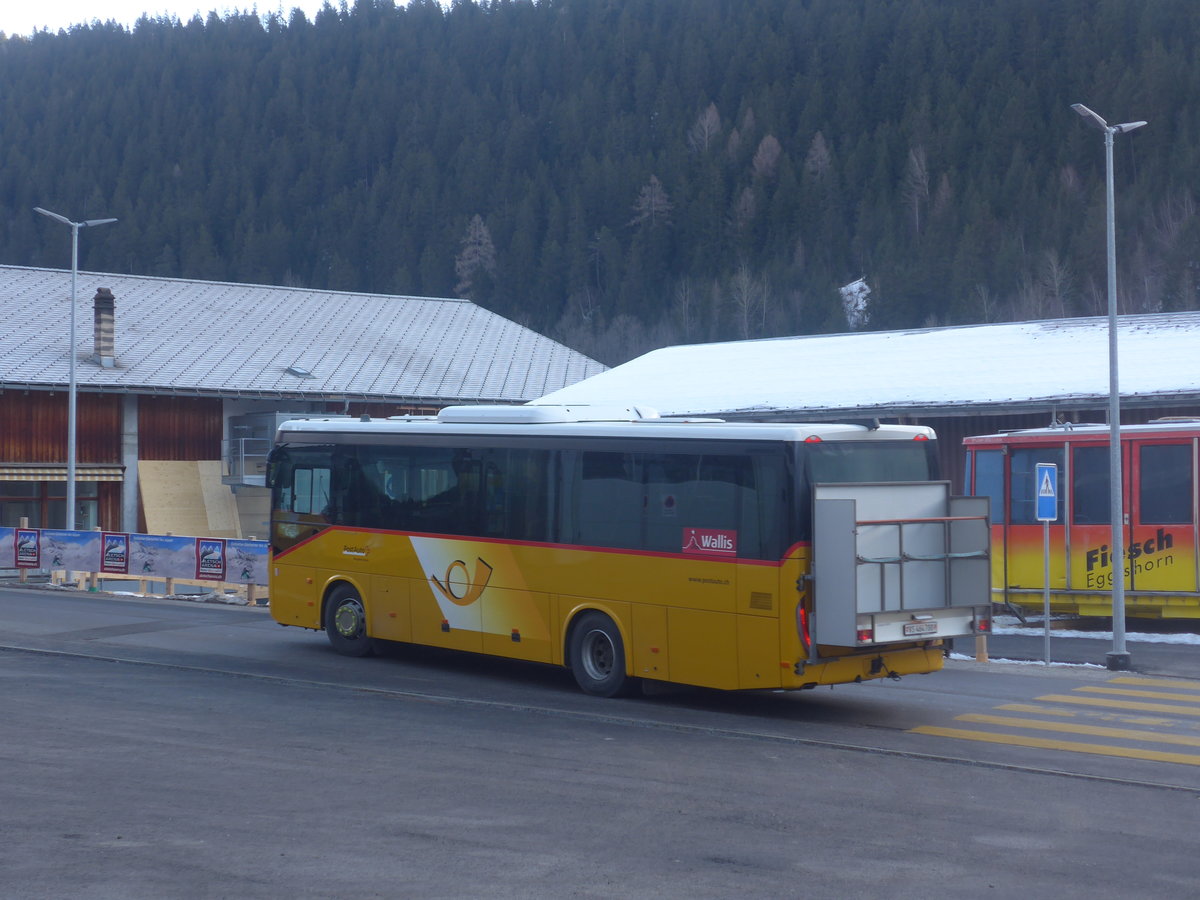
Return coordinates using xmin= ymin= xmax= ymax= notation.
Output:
xmin=995 ymin=703 xmax=1077 ymax=716
xmin=1075 ymin=685 xmax=1200 ymax=703
xmin=1034 ymin=694 xmax=1200 ymax=716
xmin=995 ymin=703 xmax=1178 ymax=726
xmin=956 ymin=713 xmax=1200 ymax=747
xmin=914 ymin=675 xmax=1200 ymax=765
xmin=911 ymin=726 xmax=1200 ymax=766
xmin=1108 ymin=677 xmax=1200 ymax=692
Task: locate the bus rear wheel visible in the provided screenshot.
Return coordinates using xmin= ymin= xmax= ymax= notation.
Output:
xmin=324 ymin=585 xmax=373 ymax=657
xmin=569 ymin=612 xmax=638 ymax=697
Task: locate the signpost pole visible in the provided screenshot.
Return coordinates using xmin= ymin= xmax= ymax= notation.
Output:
xmin=1035 ymin=463 xmax=1059 ymax=665
xmin=1043 ymin=520 xmax=1051 ymax=665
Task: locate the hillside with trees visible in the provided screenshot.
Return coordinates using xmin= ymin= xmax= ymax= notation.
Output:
xmin=1 ymin=0 xmax=1196 ymax=363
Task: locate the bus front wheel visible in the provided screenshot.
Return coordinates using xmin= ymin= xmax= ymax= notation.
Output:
xmin=324 ymin=585 xmax=373 ymax=657
xmin=569 ymin=612 xmax=638 ymax=697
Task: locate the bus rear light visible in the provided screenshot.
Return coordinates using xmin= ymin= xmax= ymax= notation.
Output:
xmin=804 ymin=435 xmax=823 ymax=443
xmin=912 ymin=434 xmax=929 ymax=441
xmin=796 ymin=605 xmax=811 ymax=654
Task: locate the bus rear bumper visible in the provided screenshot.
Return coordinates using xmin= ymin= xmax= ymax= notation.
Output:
xmin=786 ymin=646 xmax=944 ymax=688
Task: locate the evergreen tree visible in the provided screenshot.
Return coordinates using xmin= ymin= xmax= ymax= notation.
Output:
xmin=0 ymin=0 xmax=1195 ymax=364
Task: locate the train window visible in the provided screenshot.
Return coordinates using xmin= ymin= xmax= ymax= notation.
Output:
xmin=1010 ymin=447 xmax=1064 ymax=524
xmin=1140 ymin=444 xmax=1192 ymax=525
xmin=1072 ymin=446 xmax=1109 ymax=525
xmin=973 ymin=450 xmax=1005 ymax=524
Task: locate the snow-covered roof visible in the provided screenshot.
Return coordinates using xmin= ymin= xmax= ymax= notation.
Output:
xmin=537 ymin=313 xmax=1200 ymax=418
xmin=0 ymin=266 xmax=604 ymax=402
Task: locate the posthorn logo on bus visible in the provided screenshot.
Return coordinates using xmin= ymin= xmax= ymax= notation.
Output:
xmin=682 ymin=528 xmax=738 ymax=556
xmin=429 ymin=557 xmax=495 ymax=606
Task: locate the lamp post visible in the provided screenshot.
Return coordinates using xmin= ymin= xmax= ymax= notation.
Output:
xmin=34 ymin=207 xmax=118 ymax=532
xmin=1070 ymin=104 xmax=1146 ymax=671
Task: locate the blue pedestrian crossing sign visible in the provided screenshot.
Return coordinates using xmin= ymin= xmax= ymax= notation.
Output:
xmin=1035 ymin=463 xmax=1058 ymax=522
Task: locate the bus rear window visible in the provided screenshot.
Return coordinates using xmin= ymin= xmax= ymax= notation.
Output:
xmin=805 ymin=441 xmax=937 ymax=484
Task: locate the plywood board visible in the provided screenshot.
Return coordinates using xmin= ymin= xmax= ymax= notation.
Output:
xmin=139 ymin=460 xmax=241 ymax=539
xmin=198 ymin=460 xmax=241 ymax=535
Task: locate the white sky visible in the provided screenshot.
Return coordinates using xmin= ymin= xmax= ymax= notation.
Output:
xmin=1 ymin=1 xmax=333 ymax=35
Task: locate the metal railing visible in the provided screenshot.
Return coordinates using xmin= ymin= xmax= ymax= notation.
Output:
xmin=223 ymin=438 xmax=272 ymax=484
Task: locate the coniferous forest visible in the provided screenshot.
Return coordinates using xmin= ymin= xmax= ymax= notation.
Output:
xmin=1 ymin=0 xmax=1197 ymax=364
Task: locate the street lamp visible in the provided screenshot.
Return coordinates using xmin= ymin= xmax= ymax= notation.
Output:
xmin=1070 ymin=103 xmax=1146 ymax=671
xmin=34 ymin=207 xmax=118 ymax=533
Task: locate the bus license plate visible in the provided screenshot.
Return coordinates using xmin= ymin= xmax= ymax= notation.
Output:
xmin=903 ymin=621 xmax=938 ymax=636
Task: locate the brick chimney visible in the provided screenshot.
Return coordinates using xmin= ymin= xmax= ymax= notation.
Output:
xmin=92 ymin=287 xmax=116 ymax=367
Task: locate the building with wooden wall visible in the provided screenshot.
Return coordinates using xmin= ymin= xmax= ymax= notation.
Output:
xmin=0 ymin=265 xmax=604 ymax=537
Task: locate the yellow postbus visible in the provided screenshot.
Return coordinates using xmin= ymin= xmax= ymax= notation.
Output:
xmin=268 ymin=405 xmax=991 ymax=696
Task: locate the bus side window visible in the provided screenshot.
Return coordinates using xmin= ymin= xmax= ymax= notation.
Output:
xmin=481 ymin=449 xmax=551 ymax=542
xmin=750 ymin=454 xmax=786 ymax=560
xmin=1140 ymin=444 xmax=1192 ymax=524
xmin=413 ymin=449 xmax=483 ymax=536
xmin=973 ymin=449 xmax=1005 ymax=525
xmin=574 ymin=451 xmax=642 ymax=550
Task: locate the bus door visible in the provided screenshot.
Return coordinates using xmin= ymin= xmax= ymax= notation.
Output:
xmin=1127 ymin=438 xmax=1196 ymax=596
xmin=1068 ymin=440 xmax=1132 ymax=596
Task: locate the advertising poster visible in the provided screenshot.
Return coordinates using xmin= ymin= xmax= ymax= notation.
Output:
xmin=100 ymin=532 xmax=130 ymax=575
xmin=14 ymin=528 xmax=40 ymax=568
xmin=40 ymin=530 xmax=100 ymax=572
xmin=195 ymin=538 xmax=227 ymax=581
xmin=226 ymin=539 xmax=268 ymax=585
xmin=5 ymin=527 xmax=267 ymax=586
xmin=129 ymin=533 xmax=195 ymax=578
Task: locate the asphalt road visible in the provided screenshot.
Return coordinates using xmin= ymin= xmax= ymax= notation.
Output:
xmin=2 ymin=584 xmax=1199 ymax=899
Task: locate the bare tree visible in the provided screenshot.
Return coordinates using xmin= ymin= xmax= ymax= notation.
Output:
xmin=728 ymin=265 xmax=767 ymax=339
xmin=687 ymin=102 xmax=722 ymax=154
xmin=1060 ymin=164 xmax=1081 ymax=194
xmin=672 ymin=277 xmax=696 ymax=341
xmin=803 ymin=131 xmax=833 ymax=183
xmin=1039 ymin=249 xmax=1074 ymax=318
xmin=629 ymin=175 xmax=674 ymax=228
xmin=1152 ymin=190 xmax=1196 ymax=251
xmin=571 ymin=287 xmax=598 ymax=323
xmin=454 ymin=214 xmax=496 ymax=298
xmin=900 ymin=146 xmax=930 ymax=236
xmin=1014 ymin=270 xmax=1045 ymax=320
xmin=973 ymin=283 xmax=993 ymax=322
xmin=752 ymin=134 xmax=782 ymax=179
